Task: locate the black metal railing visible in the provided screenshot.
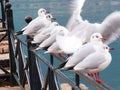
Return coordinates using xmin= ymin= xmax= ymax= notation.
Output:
xmin=0 ymin=1 xmax=113 ymax=90
xmin=0 ymin=0 xmax=10 ymax=80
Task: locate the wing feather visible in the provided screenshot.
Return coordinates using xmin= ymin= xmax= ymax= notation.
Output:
xmin=100 ymin=11 xmax=120 ymax=44
xmin=66 ymin=0 xmax=86 ymax=31
xmin=74 ymin=52 xmax=105 ymax=70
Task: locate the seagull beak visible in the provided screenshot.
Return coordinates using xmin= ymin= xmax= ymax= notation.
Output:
xmin=109 ymin=47 xmax=114 ymax=50
xmin=51 ymin=18 xmax=56 ymax=20
xmin=100 ymin=38 xmax=106 ymax=41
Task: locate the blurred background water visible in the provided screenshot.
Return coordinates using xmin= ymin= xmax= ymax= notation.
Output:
xmin=10 ymin=0 xmax=120 ymax=89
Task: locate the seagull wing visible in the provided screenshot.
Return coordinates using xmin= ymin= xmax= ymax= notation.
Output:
xmin=39 ymin=34 xmax=56 ymax=48
xmin=99 ymin=11 xmax=120 ymax=44
xmin=64 ymin=43 xmax=95 ymax=68
xmin=23 ymin=17 xmax=45 ymax=35
xmin=56 ymin=35 xmax=83 ymax=53
xmin=74 ymin=52 xmax=106 ymax=71
xmin=66 ymin=0 xmax=86 ymax=31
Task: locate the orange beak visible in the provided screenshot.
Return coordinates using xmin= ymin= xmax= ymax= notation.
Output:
xmin=100 ymin=38 xmax=106 ymax=41
xmin=109 ymin=47 xmax=114 ymax=50
xmin=51 ymin=18 xmax=56 ymax=20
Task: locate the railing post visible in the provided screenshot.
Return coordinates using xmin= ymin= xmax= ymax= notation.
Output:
xmin=5 ymin=2 xmax=17 ymax=85
xmin=25 ymin=17 xmax=42 ymax=90
xmin=75 ymin=74 xmax=80 ymax=89
xmin=17 ymin=42 xmax=25 ymax=85
xmin=48 ymin=54 xmax=60 ymax=90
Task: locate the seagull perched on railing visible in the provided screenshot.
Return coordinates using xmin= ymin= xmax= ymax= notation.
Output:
xmin=74 ymin=44 xmax=112 ymax=83
xmin=22 ymin=13 xmax=56 ymax=36
xmin=35 ymin=25 xmax=69 ymax=50
xmin=55 ymin=33 xmax=105 ymax=70
xmin=15 ymin=8 xmax=48 ymax=36
xmin=15 ymin=8 xmax=56 ymax=36
xmin=31 ymin=22 xmax=59 ymax=44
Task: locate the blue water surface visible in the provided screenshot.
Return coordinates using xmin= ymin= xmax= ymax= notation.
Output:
xmin=10 ymin=0 xmax=120 ymax=90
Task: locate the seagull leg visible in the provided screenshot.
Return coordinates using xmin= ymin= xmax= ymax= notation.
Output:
xmin=87 ymin=73 xmax=95 ymax=79
xmin=58 ymin=53 xmax=62 ymax=57
xmin=92 ymin=73 xmax=97 ymax=80
xmin=96 ymin=72 xmax=103 ymax=83
xmin=87 ymin=73 xmax=91 ymax=76
xmin=67 ymin=54 xmax=71 ymax=57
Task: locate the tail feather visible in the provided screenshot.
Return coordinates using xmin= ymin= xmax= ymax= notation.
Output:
xmin=57 ymin=66 xmax=74 ymax=71
xmin=54 ymin=61 xmax=68 ymax=70
xmin=35 ymin=47 xmax=43 ymax=50
xmin=14 ymin=30 xmax=24 ymax=37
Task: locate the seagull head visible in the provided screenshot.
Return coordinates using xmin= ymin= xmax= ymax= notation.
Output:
xmin=51 ymin=22 xmax=59 ymax=27
xmin=38 ymin=8 xmax=48 ymax=17
xmin=45 ymin=13 xmax=56 ymax=21
xmin=90 ymin=33 xmax=105 ymax=42
xmin=103 ymin=45 xmax=114 ymax=51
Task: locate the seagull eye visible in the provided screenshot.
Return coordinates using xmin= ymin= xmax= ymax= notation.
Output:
xmin=46 ymin=15 xmax=50 ymax=18
xmin=106 ymin=47 xmax=108 ymax=49
xmin=48 ymin=15 xmax=51 ymax=18
xmin=96 ymin=36 xmax=99 ymax=38
xmin=43 ymin=10 xmax=45 ymax=12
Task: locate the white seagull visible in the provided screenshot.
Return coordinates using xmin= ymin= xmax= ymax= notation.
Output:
xmin=31 ymin=22 xmax=59 ymax=44
xmin=66 ymin=0 xmax=86 ymax=31
xmin=74 ymin=44 xmax=112 ymax=83
xmin=15 ymin=8 xmax=48 ymax=36
xmin=45 ymin=42 xmax=61 ymax=54
xmin=55 ymin=33 xmax=105 ymax=70
xmin=23 ymin=13 xmax=55 ymax=36
xmin=35 ymin=25 xmax=69 ymax=50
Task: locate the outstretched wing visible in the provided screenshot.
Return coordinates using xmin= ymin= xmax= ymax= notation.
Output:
xmin=69 ymin=0 xmax=86 ymax=14
xmin=100 ymin=11 xmax=120 ymax=44
xmin=66 ymin=0 xmax=86 ymax=31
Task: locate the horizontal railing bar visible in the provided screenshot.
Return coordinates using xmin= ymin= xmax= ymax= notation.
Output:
xmin=52 ymin=54 xmax=66 ymax=62
xmin=0 ymin=73 xmax=11 ymax=79
xmin=16 ymin=36 xmax=27 ymax=46
xmin=32 ymin=51 xmax=81 ymax=90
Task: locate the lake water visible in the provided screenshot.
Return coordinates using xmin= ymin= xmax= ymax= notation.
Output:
xmin=10 ymin=0 xmax=120 ymax=89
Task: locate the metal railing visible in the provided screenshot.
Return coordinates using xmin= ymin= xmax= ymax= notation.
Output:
xmin=0 ymin=1 xmax=113 ymax=90
xmin=0 ymin=0 xmax=10 ymax=80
